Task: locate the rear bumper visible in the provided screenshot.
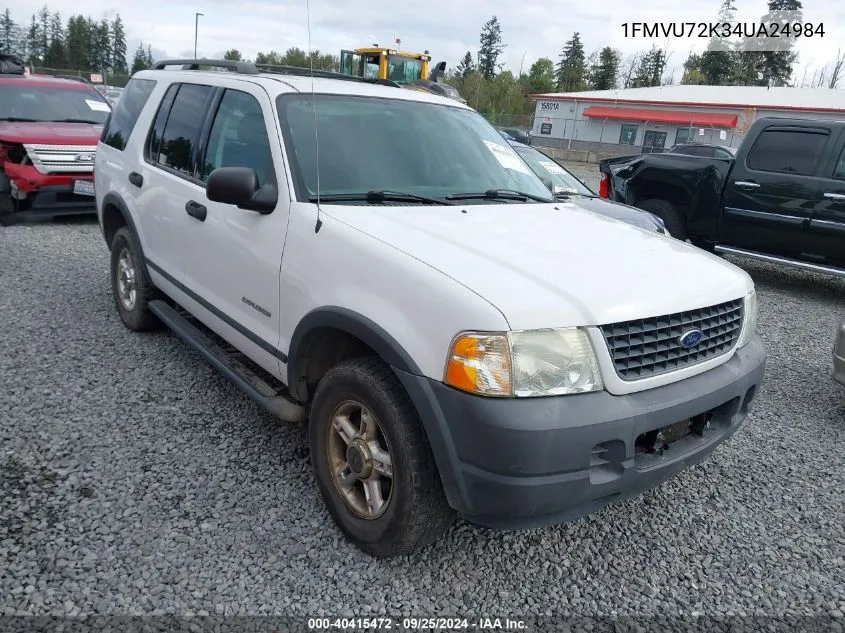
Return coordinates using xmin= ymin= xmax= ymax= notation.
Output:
xmin=834 ymin=320 xmax=845 ymax=386
xmin=396 ymin=336 xmax=766 ymax=529
xmin=1 ymin=183 xmax=96 ymax=225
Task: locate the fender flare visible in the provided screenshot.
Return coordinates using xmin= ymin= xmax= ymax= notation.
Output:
xmin=100 ymin=192 xmax=153 ymax=279
xmin=286 ymin=306 xmax=422 ymax=402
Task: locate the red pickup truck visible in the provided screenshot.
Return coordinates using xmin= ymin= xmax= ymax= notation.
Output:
xmin=0 ymin=54 xmax=111 ymax=225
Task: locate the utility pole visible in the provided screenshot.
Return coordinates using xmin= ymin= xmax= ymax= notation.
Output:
xmin=194 ymin=12 xmax=203 ymax=58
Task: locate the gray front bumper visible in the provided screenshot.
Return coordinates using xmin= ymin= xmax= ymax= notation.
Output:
xmin=396 ymin=336 xmax=766 ymax=529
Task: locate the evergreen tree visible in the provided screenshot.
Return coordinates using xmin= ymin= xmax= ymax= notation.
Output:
xmin=146 ymin=44 xmax=153 ymax=66
xmin=556 ymin=32 xmax=586 ymax=92
xmin=631 ymin=46 xmax=666 ymax=87
xmin=696 ymin=0 xmax=738 ymax=85
xmin=223 ymin=49 xmax=242 ymax=61
xmin=455 ymin=51 xmax=474 ymax=77
xmin=1 ymin=9 xmax=15 ymax=53
xmin=110 ymin=15 xmax=127 ymax=73
xmin=681 ymin=52 xmax=706 ymax=84
xmin=130 ymin=43 xmax=147 ymax=73
xmin=477 ymin=16 xmax=504 ymax=79
xmin=588 ymin=46 xmax=621 ymax=90
xmin=38 ymin=5 xmax=50 ymax=62
xmin=26 ymin=16 xmax=41 ymax=64
xmin=760 ymin=0 xmax=802 ymax=86
xmin=65 ymin=16 xmax=90 ymax=70
xmin=43 ymin=11 xmax=65 ymax=67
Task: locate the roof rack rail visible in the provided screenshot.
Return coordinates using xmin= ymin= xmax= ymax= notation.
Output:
xmin=47 ymin=73 xmax=93 ymax=85
xmin=149 ymin=59 xmax=260 ymax=74
xmin=254 ymin=63 xmax=401 ymax=87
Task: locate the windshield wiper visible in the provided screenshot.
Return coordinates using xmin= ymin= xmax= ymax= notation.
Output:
xmin=49 ymin=118 xmax=103 ymax=124
xmin=0 ymin=117 xmax=41 ymax=122
xmin=445 ymin=189 xmax=553 ymax=203
xmin=308 ymin=190 xmax=454 ymax=206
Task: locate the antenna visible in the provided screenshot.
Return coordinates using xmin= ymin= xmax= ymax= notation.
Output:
xmin=306 ymin=0 xmax=322 ymax=233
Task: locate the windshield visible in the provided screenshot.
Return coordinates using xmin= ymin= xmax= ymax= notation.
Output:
xmin=387 ymin=55 xmax=422 ymax=84
xmin=512 ymin=144 xmax=594 ymax=196
xmin=0 ymin=84 xmax=111 ymax=123
xmin=278 ymin=94 xmax=553 ymax=203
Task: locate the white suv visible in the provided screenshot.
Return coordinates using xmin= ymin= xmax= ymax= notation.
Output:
xmin=95 ymin=59 xmax=766 ymax=557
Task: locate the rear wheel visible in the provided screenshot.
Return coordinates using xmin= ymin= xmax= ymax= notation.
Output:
xmin=636 ymin=199 xmax=686 ymax=240
xmin=309 ymin=356 xmax=456 ymax=557
xmin=110 ymin=227 xmax=162 ymax=331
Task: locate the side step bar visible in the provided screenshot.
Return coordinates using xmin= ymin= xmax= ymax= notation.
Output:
xmin=148 ymin=300 xmax=306 ymax=422
xmin=714 ymin=245 xmax=845 ymax=279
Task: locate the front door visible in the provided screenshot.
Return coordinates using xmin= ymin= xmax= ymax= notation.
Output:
xmin=184 ymin=81 xmax=291 ymax=379
xmin=642 ymin=130 xmax=667 ymax=154
xmin=806 ymin=130 xmax=845 ymax=268
xmin=720 ymin=123 xmax=835 ymax=259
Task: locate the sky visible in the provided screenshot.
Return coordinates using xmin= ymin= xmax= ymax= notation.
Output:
xmin=5 ymin=0 xmax=845 ymax=86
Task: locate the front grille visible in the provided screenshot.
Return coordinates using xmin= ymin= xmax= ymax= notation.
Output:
xmin=23 ymin=143 xmax=97 ymax=174
xmin=600 ymin=298 xmax=744 ymax=380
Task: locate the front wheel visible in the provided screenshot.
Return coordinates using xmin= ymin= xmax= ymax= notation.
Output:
xmin=636 ymin=199 xmax=686 ymax=240
xmin=309 ymin=356 xmax=456 ymax=557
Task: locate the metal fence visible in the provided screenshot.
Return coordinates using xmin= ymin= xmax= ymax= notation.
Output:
xmin=30 ymin=66 xmax=130 ymax=88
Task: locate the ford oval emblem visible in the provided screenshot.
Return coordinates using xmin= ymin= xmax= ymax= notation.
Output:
xmin=76 ymin=153 xmax=94 ymax=162
xmin=679 ymin=329 xmax=704 ymax=349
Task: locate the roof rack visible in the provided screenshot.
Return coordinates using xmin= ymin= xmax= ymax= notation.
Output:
xmin=45 ymin=73 xmax=94 ymax=85
xmin=254 ymin=63 xmax=401 ymax=88
xmin=147 ymin=58 xmax=401 ymax=88
xmin=150 ymin=59 xmax=260 ymax=74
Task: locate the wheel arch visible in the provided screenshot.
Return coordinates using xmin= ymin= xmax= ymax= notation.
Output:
xmin=286 ymin=307 xmax=422 ymax=403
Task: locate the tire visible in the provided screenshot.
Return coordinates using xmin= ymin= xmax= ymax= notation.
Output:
xmin=109 ymin=226 xmax=162 ymax=331
xmin=309 ymin=356 xmax=456 ymax=557
xmin=636 ymin=199 xmax=687 ymax=240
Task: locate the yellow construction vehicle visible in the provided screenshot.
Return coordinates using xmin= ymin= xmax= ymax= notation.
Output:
xmin=340 ymin=46 xmax=466 ymax=103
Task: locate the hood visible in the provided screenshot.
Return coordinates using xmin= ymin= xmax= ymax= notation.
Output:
xmin=325 ymin=202 xmax=752 ymax=330
xmin=0 ymin=121 xmax=103 ymax=146
xmin=572 ymin=196 xmax=663 ymax=232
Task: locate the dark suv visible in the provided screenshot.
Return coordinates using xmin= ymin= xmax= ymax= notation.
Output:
xmin=0 ymin=54 xmax=111 ymax=224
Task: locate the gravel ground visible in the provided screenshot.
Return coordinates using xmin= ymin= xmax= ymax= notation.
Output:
xmin=1 ymin=218 xmax=844 ymax=622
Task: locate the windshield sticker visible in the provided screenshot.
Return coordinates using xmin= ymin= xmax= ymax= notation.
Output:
xmin=483 ymin=140 xmax=531 ymax=174
xmin=85 ymin=99 xmax=111 ymax=112
xmin=538 ymin=160 xmax=566 ymax=175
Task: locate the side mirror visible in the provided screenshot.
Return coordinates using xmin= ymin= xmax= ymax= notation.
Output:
xmin=206 ymin=166 xmax=277 ymax=214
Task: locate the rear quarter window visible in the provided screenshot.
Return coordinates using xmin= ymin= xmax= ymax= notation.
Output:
xmin=101 ymin=78 xmax=157 ymax=151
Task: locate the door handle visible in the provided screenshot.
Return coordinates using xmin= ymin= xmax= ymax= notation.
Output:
xmin=734 ymin=181 xmax=760 ymax=188
xmin=823 ymin=192 xmax=845 ymax=200
xmin=128 ymin=171 xmax=143 ymax=187
xmin=185 ymin=200 xmax=207 ymax=221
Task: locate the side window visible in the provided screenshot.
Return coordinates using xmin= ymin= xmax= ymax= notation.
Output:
xmin=154 ymin=83 xmax=213 ymax=177
xmin=746 ymin=128 xmax=829 ymax=176
xmin=833 ymin=145 xmax=845 ymax=180
xmin=100 ymin=78 xmax=156 ymax=151
xmin=201 ymin=89 xmax=273 ymax=187
xmin=675 ymin=128 xmax=691 ymax=145
xmin=715 ymin=148 xmax=733 ymax=159
xmin=146 ymin=83 xmax=179 ymax=162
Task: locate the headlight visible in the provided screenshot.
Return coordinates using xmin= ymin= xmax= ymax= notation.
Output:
xmin=737 ymin=288 xmax=757 ymax=348
xmin=444 ymin=328 xmax=603 ymax=397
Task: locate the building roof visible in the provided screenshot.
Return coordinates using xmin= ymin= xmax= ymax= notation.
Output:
xmin=532 ymin=84 xmax=845 ymax=113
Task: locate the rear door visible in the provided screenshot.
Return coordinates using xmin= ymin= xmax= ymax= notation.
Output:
xmin=139 ymin=81 xmax=216 ymax=286
xmin=720 ymin=123 xmax=834 ymax=257
xmin=805 ymin=128 xmax=845 ymax=268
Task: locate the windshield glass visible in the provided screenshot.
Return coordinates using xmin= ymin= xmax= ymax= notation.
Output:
xmin=0 ymin=84 xmax=111 ymax=123
xmin=387 ymin=55 xmax=422 ymax=83
xmin=279 ymin=94 xmax=553 ymax=202
xmin=512 ymin=144 xmax=594 ymax=196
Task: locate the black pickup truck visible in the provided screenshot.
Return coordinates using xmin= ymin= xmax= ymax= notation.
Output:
xmin=599 ymin=117 xmax=845 ymax=276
